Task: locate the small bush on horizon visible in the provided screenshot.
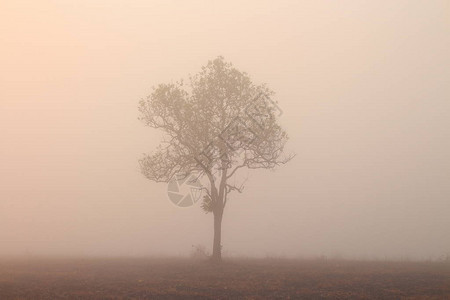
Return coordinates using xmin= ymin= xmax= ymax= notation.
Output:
xmin=190 ymin=244 xmax=209 ymax=261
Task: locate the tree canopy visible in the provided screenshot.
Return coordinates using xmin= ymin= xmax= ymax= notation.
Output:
xmin=138 ymin=56 xmax=293 ymax=261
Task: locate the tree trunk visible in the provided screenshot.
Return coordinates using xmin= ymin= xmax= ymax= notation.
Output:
xmin=211 ymin=208 xmax=223 ymax=263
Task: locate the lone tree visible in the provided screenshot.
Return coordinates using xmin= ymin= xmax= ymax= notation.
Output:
xmin=139 ymin=57 xmax=293 ymax=262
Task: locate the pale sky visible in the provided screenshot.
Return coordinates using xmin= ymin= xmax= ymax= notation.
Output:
xmin=1 ymin=0 xmax=449 ymax=259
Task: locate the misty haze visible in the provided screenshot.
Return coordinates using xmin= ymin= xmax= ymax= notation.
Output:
xmin=1 ymin=0 xmax=449 ymax=298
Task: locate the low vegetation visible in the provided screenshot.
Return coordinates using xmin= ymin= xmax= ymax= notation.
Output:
xmin=0 ymin=257 xmax=448 ymax=299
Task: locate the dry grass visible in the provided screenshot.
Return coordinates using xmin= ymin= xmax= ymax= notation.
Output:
xmin=0 ymin=257 xmax=449 ymax=299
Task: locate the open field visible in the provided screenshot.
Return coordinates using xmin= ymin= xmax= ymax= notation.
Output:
xmin=0 ymin=257 xmax=449 ymax=299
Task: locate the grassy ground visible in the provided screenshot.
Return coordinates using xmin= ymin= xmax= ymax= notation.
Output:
xmin=0 ymin=257 xmax=449 ymax=299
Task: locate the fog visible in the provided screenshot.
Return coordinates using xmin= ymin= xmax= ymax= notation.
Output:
xmin=1 ymin=0 xmax=449 ymax=260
